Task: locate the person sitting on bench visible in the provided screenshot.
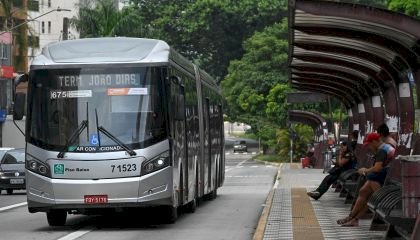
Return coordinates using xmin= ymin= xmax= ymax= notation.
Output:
xmin=307 ymin=141 xmax=356 ymax=200
xmin=377 ymin=123 xmax=397 ymax=148
xmin=337 ymin=132 xmax=395 ymax=227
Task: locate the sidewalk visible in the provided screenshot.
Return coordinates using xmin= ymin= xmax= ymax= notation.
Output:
xmin=256 ymin=163 xmax=387 ymax=240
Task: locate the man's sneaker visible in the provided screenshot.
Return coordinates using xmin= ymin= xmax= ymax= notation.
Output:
xmin=307 ymin=191 xmax=321 ymax=200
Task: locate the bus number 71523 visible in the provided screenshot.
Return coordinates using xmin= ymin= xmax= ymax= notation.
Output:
xmin=111 ymin=164 xmax=137 ymax=173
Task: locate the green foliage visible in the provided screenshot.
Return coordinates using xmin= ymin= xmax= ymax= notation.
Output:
xmin=266 ymin=83 xmax=292 ymax=126
xmin=172 ymin=0 xmax=288 ymax=79
xmin=74 ymin=0 xmax=287 ymax=80
xmin=336 ymin=0 xmax=387 ymax=8
xmin=276 ymin=124 xmax=313 ymax=161
xmin=221 ymin=19 xmax=289 ymax=129
xmin=388 ymin=0 xmax=420 ymax=19
xmin=71 ymin=0 xmax=151 ymax=38
xmin=321 ymin=107 xmax=348 ymax=124
xmin=253 ymin=154 xmax=286 ymax=163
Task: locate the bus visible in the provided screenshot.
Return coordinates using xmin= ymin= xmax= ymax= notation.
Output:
xmin=15 ymin=38 xmax=225 ymax=226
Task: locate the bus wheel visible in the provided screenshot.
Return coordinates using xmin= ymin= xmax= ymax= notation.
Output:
xmin=164 ymin=206 xmax=178 ymax=224
xmin=210 ymin=188 xmax=217 ymax=200
xmin=6 ymin=189 xmax=13 ymax=195
xmin=185 ymin=198 xmax=197 ymax=213
xmin=46 ymin=210 xmax=67 ymax=226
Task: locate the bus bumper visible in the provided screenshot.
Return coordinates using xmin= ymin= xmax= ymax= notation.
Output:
xmin=26 ymin=167 xmax=173 ymax=213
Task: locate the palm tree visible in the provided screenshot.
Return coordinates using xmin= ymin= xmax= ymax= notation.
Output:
xmin=70 ymin=0 xmax=153 ymax=38
xmin=277 ymin=124 xmax=313 ymax=162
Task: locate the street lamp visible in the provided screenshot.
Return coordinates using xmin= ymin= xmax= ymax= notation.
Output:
xmin=0 ymin=7 xmax=71 ymax=36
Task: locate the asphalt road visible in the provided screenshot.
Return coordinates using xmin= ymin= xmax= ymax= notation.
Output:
xmin=0 ymin=149 xmax=277 ymax=240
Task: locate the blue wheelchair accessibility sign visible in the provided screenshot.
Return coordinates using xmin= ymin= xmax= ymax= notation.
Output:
xmin=90 ymin=134 xmax=99 ymax=146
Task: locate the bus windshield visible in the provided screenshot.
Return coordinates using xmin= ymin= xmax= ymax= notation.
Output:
xmin=27 ymin=66 xmax=167 ymax=152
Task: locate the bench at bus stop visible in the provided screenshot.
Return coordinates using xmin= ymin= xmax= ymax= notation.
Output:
xmin=335 ymin=147 xmax=373 ymax=205
xmin=333 ymin=149 xmax=420 ymax=239
xmin=326 ymin=140 xmax=419 ymax=239
xmin=366 ymin=155 xmax=420 ymax=239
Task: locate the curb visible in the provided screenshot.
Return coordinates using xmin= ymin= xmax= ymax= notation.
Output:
xmin=252 ymin=163 xmax=283 ymax=240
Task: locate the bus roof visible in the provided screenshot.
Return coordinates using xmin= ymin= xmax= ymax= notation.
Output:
xmin=32 ymin=37 xmax=170 ymax=65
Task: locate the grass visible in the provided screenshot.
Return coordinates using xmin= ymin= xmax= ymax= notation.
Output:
xmin=253 ymin=153 xmax=289 ymax=163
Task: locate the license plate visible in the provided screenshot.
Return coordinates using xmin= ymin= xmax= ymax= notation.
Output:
xmin=84 ymin=195 xmax=108 ymax=204
xmin=10 ymin=179 xmax=24 ymax=184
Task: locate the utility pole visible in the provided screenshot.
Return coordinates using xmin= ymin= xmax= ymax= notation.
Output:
xmin=290 ymin=138 xmax=293 ymax=164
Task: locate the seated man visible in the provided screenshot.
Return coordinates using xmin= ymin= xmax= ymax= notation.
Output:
xmin=377 ymin=123 xmax=397 ymax=148
xmin=337 ymin=132 xmax=395 ymax=227
xmin=307 ymin=141 xmax=356 ymax=200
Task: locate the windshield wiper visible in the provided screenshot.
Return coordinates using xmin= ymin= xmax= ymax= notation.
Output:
xmin=57 ymin=120 xmax=88 ymax=158
xmin=97 ymin=126 xmax=137 ymax=156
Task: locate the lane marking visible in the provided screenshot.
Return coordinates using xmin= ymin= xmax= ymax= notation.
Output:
xmin=0 ymin=202 xmax=27 ymax=212
xmin=225 ymin=159 xmax=248 ymax=172
xmin=57 ymin=226 xmax=95 ymax=240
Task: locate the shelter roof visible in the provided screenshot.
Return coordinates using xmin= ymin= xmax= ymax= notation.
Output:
xmin=288 ymin=0 xmax=420 ymax=108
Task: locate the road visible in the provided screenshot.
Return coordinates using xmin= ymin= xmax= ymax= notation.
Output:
xmin=0 ymin=144 xmax=277 ymax=240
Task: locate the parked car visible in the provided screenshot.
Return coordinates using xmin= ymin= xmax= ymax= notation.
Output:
xmin=0 ymin=148 xmax=14 ymax=160
xmin=233 ymin=140 xmax=247 ymax=153
xmin=0 ymin=148 xmax=25 ymax=195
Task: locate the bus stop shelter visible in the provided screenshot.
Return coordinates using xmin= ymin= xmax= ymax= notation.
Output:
xmin=282 ymin=0 xmax=420 ymax=239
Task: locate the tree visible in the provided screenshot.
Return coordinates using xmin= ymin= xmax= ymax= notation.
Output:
xmin=220 ymin=19 xmax=291 ymax=150
xmin=71 ymin=0 xmax=151 ymax=38
xmin=129 ymin=0 xmax=287 ymax=80
xmin=388 ymin=0 xmax=420 ymax=19
xmin=277 ymin=124 xmax=313 ymax=161
xmin=221 ymin=19 xmax=289 ymax=127
xmin=336 ymin=0 xmax=387 ymax=8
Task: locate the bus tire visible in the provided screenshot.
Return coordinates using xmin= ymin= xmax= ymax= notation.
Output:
xmin=165 ymin=206 xmax=178 ymax=224
xmin=210 ymin=188 xmax=217 ymax=200
xmin=185 ymin=198 xmax=197 ymax=213
xmin=6 ymin=189 xmax=13 ymax=195
xmin=46 ymin=210 xmax=67 ymax=226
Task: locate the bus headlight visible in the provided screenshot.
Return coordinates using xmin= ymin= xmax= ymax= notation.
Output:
xmin=26 ymin=154 xmax=51 ymax=178
xmin=141 ymin=151 xmax=170 ymax=176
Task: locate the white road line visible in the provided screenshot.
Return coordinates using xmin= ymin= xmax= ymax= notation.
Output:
xmin=0 ymin=202 xmax=27 ymax=212
xmin=225 ymin=159 xmax=248 ymax=172
xmin=57 ymin=226 xmax=95 ymax=240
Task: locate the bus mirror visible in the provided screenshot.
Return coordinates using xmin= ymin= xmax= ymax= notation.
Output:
xmin=13 ymin=93 xmax=26 ymax=120
xmin=174 ymin=95 xmax=185 ymax=121
xmin=14 ymin=74 xmax=28 ymax=89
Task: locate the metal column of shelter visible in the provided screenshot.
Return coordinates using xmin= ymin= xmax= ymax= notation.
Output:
xmin=288 ymin=110 xmax=327 ymax=168
xmin=288 ymin=0 xmax=420 ymax=156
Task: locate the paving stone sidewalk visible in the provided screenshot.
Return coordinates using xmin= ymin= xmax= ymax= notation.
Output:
xmin=262 ymin=164 xmax=386 ymax=240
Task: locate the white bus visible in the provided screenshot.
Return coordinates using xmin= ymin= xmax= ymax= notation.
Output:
xmin=15 ymin=38 xmax=225 ymax=226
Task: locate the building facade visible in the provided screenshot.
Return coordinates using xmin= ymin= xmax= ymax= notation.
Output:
xmin=27 ymin=0 xmax=80 ymax=67
xmin=0 ymin=0 xmax=29 ymax=115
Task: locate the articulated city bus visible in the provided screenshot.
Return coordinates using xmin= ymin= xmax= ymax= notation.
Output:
xmin=17 ymin=38 xmax=225 ymax=226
